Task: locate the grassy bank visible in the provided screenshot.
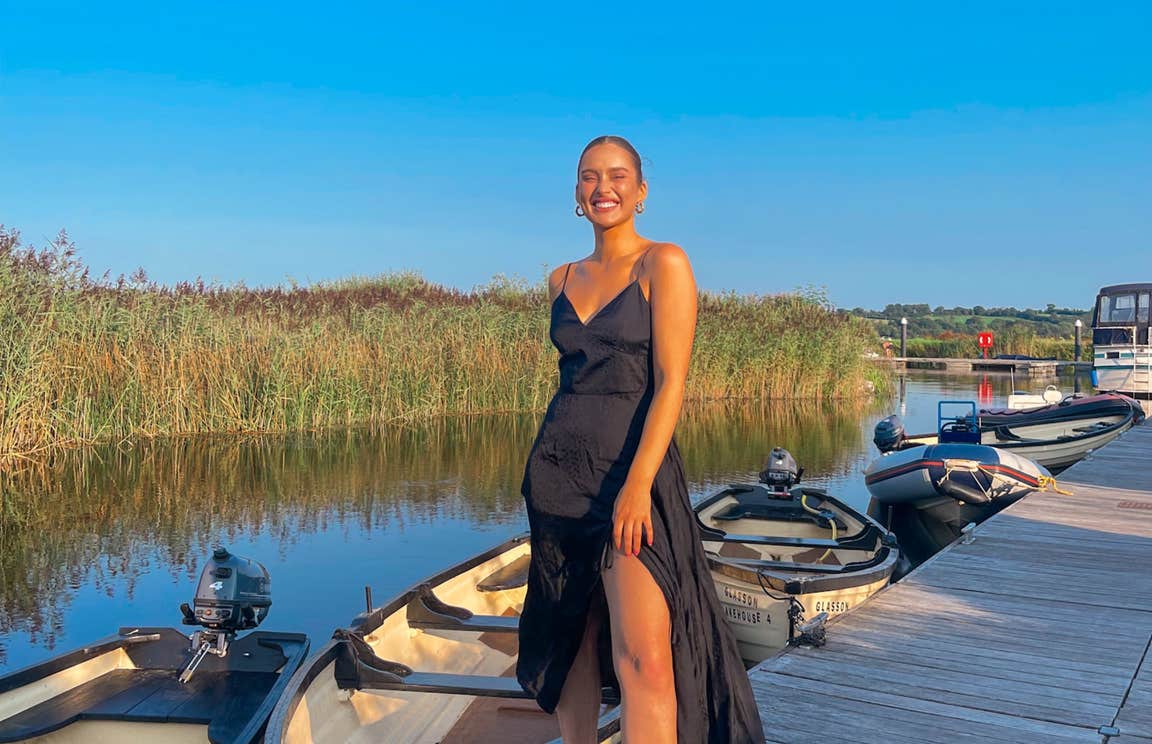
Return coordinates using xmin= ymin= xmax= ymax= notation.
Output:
xmin=0 ymin=227 xmax=886 ymax=463
xmin=903 ymin=334 xmax=1087 ymax=360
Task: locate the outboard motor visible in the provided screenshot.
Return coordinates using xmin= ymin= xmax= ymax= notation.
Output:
xmin=873 ymin=415 xmax=906 ymax=453
xmin=178 ymin=547 xmax=271 ymax=683
xmin=759 ymin=447 xmax=803 ymax=497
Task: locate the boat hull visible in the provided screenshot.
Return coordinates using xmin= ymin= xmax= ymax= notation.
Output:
xmin=1094 ymin=349 xmax=1152 ymax=400
xmin=694 ymin=484 xmax=898 ymax=663
xmin=707 ymin=566 xmax=891 ymax=663
xmin=865 ymin=444 xmax=1048 ymax=506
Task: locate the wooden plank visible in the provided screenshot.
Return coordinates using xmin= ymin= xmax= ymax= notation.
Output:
xmin=806 ymin=624 xmax=1135 ymax=682
xmin=751 ymin=674 xmax=1098 ymax=741
xmin=812 ymin=640 xmax=1129 ymax=692
xmin=1115 ymin=642 xmax=1152 ymax=739
xmin=798 ymin=642 xmax=1123 ymax=695
xmin=856 ymin=589 xmax=1150 ymax=648
xmin=759 ymin=686 xmax=1068 ymax=742
xmin=758 ymin=690 xmax=989 ymax=743
xmin=767 ymin=654 xmax=1116 ymax=727
xmin=774 ymin=651 xmax=1119 ymax=717
xmin=827 ymin=612 xmax=1144 ymax=668
xmin=826 ymin=595 xmax=1148 ymax=666
xmin=862 ymin=581 xmax=1151 ymax=630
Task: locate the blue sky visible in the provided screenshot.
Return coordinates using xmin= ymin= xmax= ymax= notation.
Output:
xmin=2 ymin=2 xmax=1149 ymax=309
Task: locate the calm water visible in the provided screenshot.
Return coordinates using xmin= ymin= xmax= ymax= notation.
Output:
xmin=0 ymin=371 xmax=1087 ymax=671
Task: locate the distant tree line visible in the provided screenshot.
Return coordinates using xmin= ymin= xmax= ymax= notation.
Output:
xmin=847 ymin=303 xmax=1092 ymax=339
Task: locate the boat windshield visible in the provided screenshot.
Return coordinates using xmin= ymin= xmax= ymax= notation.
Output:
xmin=1094 ymin=286 xmax=1152 ymax=345
xmin=1098 ymin=293 xmax=1142 ymax=324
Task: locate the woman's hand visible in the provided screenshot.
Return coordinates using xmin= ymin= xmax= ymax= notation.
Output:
xmin=613 ymin=479 xmax=654 ymax=556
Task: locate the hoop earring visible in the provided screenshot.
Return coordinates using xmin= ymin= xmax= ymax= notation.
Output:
xmin=635 ymin=201 xmax=645 ymax=214
xmin=575 ymin=205 xmax=585 ymax=217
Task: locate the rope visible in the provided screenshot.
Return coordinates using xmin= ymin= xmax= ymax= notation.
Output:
xmin=800 ymin=492 xmax=837 ymax=562
xmin=941 ymin=459 xmax=993 ymax=501
xmin=970 ymin=463 xmax=1075 ymax=497
xmin=1037 ymin=475 xmax=1075 ymax=495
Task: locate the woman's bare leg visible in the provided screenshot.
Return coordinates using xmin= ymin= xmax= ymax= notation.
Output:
xmin=603 ymin=553 xmax=677 ymax=743
xmin=555 ymin=602 xmax=604 ymax=744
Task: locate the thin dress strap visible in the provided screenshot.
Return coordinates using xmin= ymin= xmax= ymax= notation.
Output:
xmin=560 ymin=262 xmax=573 ymax=291
xmin=632 ymin=244 xmax=656 ymax=283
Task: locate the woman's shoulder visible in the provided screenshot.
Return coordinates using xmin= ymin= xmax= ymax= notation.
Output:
xmin=547 ymin=261 xmax=579 ymax=300
xmin=641 ymin=242 xmax=691 ymax=276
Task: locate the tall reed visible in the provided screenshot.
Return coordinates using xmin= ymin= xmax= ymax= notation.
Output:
xmin=904 ymin=334 xmax=1088 ymax=360
xmin=0 ymin=227 xmax=886 ymax=464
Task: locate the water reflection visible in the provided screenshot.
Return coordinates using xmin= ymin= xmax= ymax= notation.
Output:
xmin=0 ymin=371 xmax=1086 ymax=670
xmin=0 ymin=396 xmax=879 ymax=669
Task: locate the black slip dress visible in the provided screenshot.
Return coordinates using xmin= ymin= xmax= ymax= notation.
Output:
xmin=517 ymin=257 xmax=765 ymax=743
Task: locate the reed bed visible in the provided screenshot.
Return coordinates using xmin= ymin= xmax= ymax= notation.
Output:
xmin=0 ymin=227 xmax=885 ymax=465
xmin=904 ymin=333 xmax=1087 ymax=360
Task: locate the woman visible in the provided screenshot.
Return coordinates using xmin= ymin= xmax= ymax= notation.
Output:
xmin=517 ymin=136 xmax=764 ymax=743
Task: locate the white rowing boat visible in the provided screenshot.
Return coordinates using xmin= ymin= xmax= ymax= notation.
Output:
xmin=266 ymin=536 xmax=620 ymax=744
xmin=694 ymin=448 xmax=899 ymax=662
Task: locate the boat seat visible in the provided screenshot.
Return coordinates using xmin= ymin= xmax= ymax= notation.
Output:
xmin=476 ymin=554 xmax=531 ymax=593
xmin=939 ymin=422 xmax=981 ymax=444
xmin=698 ymin=529 xmax=856 ymax=549
xmin=992 ymin=426 xmax=1023 ymax=441
xmin=0 ymin=668 xmax=278 ymax=744
xmin=709 ymin=490 xmax=847 ymax=529
xmin=357 ymin=672 xmax=621 ymax=704
xmin=406 ymin=584 xmax=519 ymax=633
xmin=332 ymin=629 xmax=619 ymax=703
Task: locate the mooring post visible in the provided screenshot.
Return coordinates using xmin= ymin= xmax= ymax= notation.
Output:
xmin=1074 ymin=319 xmax=1082 ymax=361
xmin=900 ymin=317 xmax=907 ymax=357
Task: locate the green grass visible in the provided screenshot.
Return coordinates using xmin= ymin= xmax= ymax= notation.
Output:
xmin=903 ymin=335 xmax=1087 ymax=360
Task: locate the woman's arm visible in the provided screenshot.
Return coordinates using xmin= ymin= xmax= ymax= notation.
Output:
xmin=612 ymin=243 xmax=697 ymax=555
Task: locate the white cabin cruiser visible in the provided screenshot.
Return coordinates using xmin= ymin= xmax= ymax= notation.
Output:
xmin=1093 ymin=283 xmax=1152 ymax=402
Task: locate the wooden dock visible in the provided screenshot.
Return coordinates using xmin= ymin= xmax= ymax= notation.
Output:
xmin=750 ymin=422 xmax=1152 ymax=743
xmin=877 ymin=357 xmax=1093 ymax=376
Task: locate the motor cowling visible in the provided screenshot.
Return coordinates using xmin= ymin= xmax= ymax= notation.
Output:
xmin=873 ymin=415 xmax=906 ymax=453
xmin=759 ymin=447 xmax=802 ymax=491
xmin=183 ymin=547 xmax=271 ymax=633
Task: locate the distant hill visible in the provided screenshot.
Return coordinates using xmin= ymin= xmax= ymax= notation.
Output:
xmin=848 ymin=304 xmax=1092 ymax=339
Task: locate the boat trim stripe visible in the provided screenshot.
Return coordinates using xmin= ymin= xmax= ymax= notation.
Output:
xmin=865 ymin=459 xmax=1041 ymax=488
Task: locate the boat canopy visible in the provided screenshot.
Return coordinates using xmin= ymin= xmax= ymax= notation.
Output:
xmin=1093 ymin=283 xmax=1152 ymax=346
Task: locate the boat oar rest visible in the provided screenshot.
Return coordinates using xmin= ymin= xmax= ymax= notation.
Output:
xmin=331 ymin=630 xmax=620 ymax=704
xmin=406 ymin=584 xmax=520 ymax=633
xmin=476 ymin=553 xmax=531 ymax=592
